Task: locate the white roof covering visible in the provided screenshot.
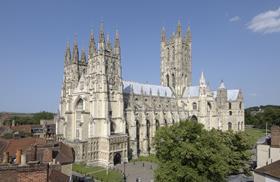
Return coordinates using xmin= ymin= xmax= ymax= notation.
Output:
xmin=183 ymin=86 xmax=200 ymax=97
xmin=213 ymin=89 xmax=240 ymax=101
xmin=123 ymin=80 xmax=173 ymax=97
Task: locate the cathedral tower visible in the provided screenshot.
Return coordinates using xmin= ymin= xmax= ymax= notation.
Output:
xmin=160 ymin=22 xmax=192 ymax=97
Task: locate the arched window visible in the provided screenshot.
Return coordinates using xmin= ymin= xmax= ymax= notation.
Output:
xmin=229 ymin=102 xmax=232 ymax=110
xmin=136 ymin=120 xmax=140 ymax=156
xmin=228 ymin=122 xmax=232 ymax=130
xmin=172 ymin=74 xmax=176 ymax=88
xmin=167 ymin=48 xmax=170 ymax=62
xmin=229 ymin=111 xmax=232 ymax=116
xmin=156 ymin=120 xmax=160 ymax=130
xmin=238 ymin=122 xmax=240 ymax=131
xmin=164 ymin=119 xmax=168 ymax=126
xmin=76 ymin=99 xmax=83 ymax=111
xmin=192 ymin=102 xmax=197 ymax=110
xmin=146 ymin=120 xmax=150 ymax=153
xmin=239 ymin=102 xmax=242 ymax=110
xmin=172 ymin=46 xmax=175 ymax=61
xmin=166 ymin=74 xmax=170 ymax=87
xmin=207 ymin=102 xmax=212 ymax=111
xmin=110 ymin=121 xmax=116 ymax=134
xmin=172 ymin=119 xmax=175 ymax=125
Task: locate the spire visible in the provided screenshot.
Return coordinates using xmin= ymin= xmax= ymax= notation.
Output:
xmin=98 ymin=22 xmax=105 ymax=50
xmin=72 ymin=34 xmax=79 ymax=64
xmin=114 ymin=30 xmax=120 ymax=55
xmin=88 ymin=30 xmax=96 ymax=59
xmin=199 ymin=71 xmax=206 ymax=86
xmin=81 ymin=48 xmax=86 ymax=64
xmin=186 ymin=24 xmax=192 ymax=43
xmin=219 ymin=80 xmax=226 ymax=89
xmin=177 ymin=20 xmax=182 ymax=37
xmin=64 ymin=41 xmax=71 ymax=65
xmin=161 ymin=27 xmax=166 ymax=42
xmin=106 ymin=34 xmax=112 ymax=50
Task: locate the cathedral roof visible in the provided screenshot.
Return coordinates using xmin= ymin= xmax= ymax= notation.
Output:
xmin=123 ymin=80 xmax=174 ymax=97
xmin=183 ymin=86 xmax=200 ymax=97
xmin=213 ymin=89 xmax=240 ymax=101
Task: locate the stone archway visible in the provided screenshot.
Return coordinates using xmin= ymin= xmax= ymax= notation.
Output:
xmin=190 ymin=115 xmax=198 ymax=122
xmin=113 ymin=152 xmax=122 ymax=165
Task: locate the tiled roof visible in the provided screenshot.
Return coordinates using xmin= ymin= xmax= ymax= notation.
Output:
xmin=255 ymin=160 xmax=280 ymax=179
xmin=123 ymin=80 xmax=174 ymax=97
xmin=11 ymin=125 xmax=32 ymax=134
xmin=55 ymin=142 xmax=75 ymax=165
xmin=3 ymin=137 xmax=46 ymax=156
xmin=49 ymin=169 xmax=70 ymax=182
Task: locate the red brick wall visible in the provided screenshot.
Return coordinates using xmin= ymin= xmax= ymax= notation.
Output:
xmin=18 ymin=170 xmax=48 ymax=182
xmin=0 ymin=169 xmax=17 ymax=182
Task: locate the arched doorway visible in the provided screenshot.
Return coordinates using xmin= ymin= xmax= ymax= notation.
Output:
xmin=190 ymin=115 xmax=198 ymax=122
xmin=113 ymin=152 xmax=121 ymax=165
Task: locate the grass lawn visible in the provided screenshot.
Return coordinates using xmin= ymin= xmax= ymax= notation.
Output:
xmin=73 ymin=163 xmax=124 ymax=182
xmin=130 ymin=154 xmax=159 ymax=164
xmin=245 ymin=127 xmax=267 ymax=147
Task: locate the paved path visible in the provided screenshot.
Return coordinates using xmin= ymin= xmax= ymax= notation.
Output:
xmin=115 ymin=161 xmax=158 ymax=182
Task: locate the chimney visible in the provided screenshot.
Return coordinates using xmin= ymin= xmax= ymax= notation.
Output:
xmin=31 ymin=145 xmax=37 ymax=161
xmin=16 ymin=149 xmax=22 ymax=165
xmin=20 ymin=153 xmax=27 ymax=166
xmin=271 ymin=126 xmax=280 ymax=147
xmin=2 ymin=152 xmax=9 ymax=164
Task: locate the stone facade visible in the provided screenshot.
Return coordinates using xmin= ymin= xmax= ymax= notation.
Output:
xmin=56 ymin=22 xmax=245 ymax=167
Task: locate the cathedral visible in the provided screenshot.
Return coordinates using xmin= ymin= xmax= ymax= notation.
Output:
xmin=56 ymin=22 xmax=244 ymax=167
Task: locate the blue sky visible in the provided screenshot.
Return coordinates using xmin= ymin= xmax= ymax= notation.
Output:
xmin=0 ymin=0 xmax=279 ymax=112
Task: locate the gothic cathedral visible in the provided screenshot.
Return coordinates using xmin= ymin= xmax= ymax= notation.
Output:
xmin=56 ymin=22 xmax=244 ymax=167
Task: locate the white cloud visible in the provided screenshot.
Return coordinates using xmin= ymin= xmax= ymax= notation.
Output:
xmin=229 ymin=16 xmax=240 ymax=22
xmin=248 ymin=7 xmax=280 ymax=33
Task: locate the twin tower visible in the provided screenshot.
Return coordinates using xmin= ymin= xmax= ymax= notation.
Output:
xmin=63 ymin=21 xmax=192 ymax=98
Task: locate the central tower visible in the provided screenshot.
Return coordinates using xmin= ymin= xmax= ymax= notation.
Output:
xmin=160 ymin=22 xmax=192 ymax=97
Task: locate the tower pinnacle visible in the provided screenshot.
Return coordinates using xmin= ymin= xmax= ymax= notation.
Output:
xmin=88 ymin=30 xmax=96 ymax=59
xmin=81 ymin=48 xmax=86 ymax=64
xmin=177 ymin=20 xmax=182 ymax=36
xmin=72 ymin=34 xmax=79 ymax=64
xmin=161 ymin=27 xmax=166 ymax=42
xmin=199 ymin=71 xmax=206 ymax=86
xmin=64 ymin=41 xmax=71 ymax=65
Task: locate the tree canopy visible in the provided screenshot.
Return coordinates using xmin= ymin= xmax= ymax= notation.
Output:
xmin=2 ymin=111 xmax=54 ymax=125
xmin=153 ymin=121 xmax=251 ymax=182
xmin=245 ymin=105 xmax=280 ymax=129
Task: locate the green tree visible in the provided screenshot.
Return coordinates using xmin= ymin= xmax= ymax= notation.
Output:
xmin=153 ymin=121 xmax=251 ymax=182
